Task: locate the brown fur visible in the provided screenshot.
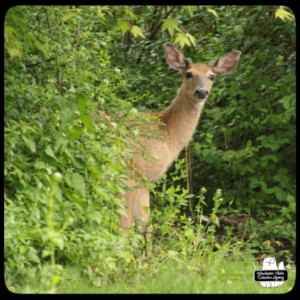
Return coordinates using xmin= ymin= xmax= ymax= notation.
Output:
xmin=101 ymin=43 xmax=241 ymax=236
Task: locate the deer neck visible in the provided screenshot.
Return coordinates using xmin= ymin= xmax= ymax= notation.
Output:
xmin=162 ymin=88 xmax=205 ymax=155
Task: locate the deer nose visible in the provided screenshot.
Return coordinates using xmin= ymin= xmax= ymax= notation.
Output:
xmin=194 ymin=88 xmax=209 ymax=100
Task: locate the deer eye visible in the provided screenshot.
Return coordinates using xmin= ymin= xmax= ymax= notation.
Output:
xmin=186 ymin=72 xmax=193 ymax=79
xmin=209 ymin=74 xmax=215 ymax=81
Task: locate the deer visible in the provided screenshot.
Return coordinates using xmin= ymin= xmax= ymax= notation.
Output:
xmin=104 ymin=43 xmax=241 ymax=240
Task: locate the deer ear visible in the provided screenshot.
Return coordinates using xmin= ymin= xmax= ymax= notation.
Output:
xmin=211 ymin=51 xmax=241 ymax=75
xmin=165 ymin=43 xmax=188 ymax=70
xmin=208 ymin=60 xmax=216 ymax=67
xmin=185 ymin=58 xmax=193 ymax=68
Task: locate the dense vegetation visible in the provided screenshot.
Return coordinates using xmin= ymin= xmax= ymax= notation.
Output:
xmin=5 ymin=6 xmax=295 ymax=293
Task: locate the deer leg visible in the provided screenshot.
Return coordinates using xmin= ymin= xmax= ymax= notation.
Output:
xmin=134 ymin=187 xmax=151 ymax=239
xmin=118 ymin=179 xmax=139 ymax=233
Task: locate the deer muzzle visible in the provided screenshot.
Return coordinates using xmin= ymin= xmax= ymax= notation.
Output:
xmin=194 ymin=87 xmax=209 ymax=100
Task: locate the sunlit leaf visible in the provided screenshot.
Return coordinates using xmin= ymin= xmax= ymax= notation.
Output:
xmin=161 ymin=19 xmax=181 ymax=36
xmin=206 ymin=7 xmax=219 ymax=18
xmin=186 ymin=32 xmax=196 ymax=46
xmin=28 ymin=248 xmax=40 ymax=263
xmin=117 ymin=20 xmax=131 ymax=34
xmin=182 ymin=6 xmax=196 ymax=17
xmin=131 ymin=25 xmax=144 ymax=38
xmin=51 ymin=275 xmax=61 ymax=284
xmin=52 ymin=236 xmax=64 ymax=250
xmin=174 ymin=32 xmax=195 ymax=48
xmin=275 ymin=6 xmax=294 ymax=22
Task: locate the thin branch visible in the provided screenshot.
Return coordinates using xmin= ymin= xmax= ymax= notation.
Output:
xmin=196 ymin=15 xmax=219 ymax=35
xmin=59 ymin=9 xmax=79 ymax=12
xmin=185 ymin=145 xmax=194 ymax=217
xmin=240 ymin=43 xmax=254 ymax=56
xmin=207 ymin=101 xmax=229 ymax=150
xmin=149 ymin=5 xmax=176 ymax=39
xmin=136 ymin=6 xmax=176 ymax=64
xmin=25 ymin=57 xmax=56 ymax=67
xmin=148 ymin=6 xmax=164 ymax=41
xmin=45 ymin=9 xmax=52 ymax=35
xmin=25 ymin=37 xmax=82 ymax=68
xmin=149 ymin=6 xmax=158 ymax=33
xmin=46 ymin=8 xmax=62 ymax=93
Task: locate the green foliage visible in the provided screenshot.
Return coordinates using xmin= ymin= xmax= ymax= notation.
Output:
xmin=275 ymin=6 xmax=295 ymax=22
xmin=5 ymin=5 xmax=295 ymax=292
xmin=4 ymin=6 xmax=146 ymax=291
xmin=188 ymin=6 xmax=295 ymax=234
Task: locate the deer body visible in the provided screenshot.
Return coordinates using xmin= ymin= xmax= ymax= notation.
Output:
xmin=131 ymin=95 xmax=205 ymax=183
xmin=110 ymin=43 xmax=241 ymax=235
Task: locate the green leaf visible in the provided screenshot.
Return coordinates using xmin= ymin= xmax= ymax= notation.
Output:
xmin=202 ymin=149 xmax=210 ymax=157
xmin=246 ymin=140 xmax=252 ymax=148
xmin=286 ymin=195 xmax=295 ymax=203
xmin=65 ymin=173 xmax=72 ymax=188
xmin=116 ymin=208 xmax=128 ymax=217
xmin=206 ymin=8 xmax=219 ymax=18
xmin=32 ymin=206 xmax=40 ymax=219
xmin=55 ymin=187 xmax=63 ymax=202
xmin=28 ymin=248 xmax=40 ymax=263
xmin=275 ymin=6 xmax=294 ymax=22
xmin=193 ymin=142 xmax=201 ymax=154
xmin=131 ymin=25 xmax=144 ymax=38
xmin=185 ymin=32 xmax=196 ymax=47
xmin=167 ymin=250 xmax=178 ymax=258
xmin=268 ymin=114 xmax=281 ymax=125
xmin=104 ymin=257 xmax=117 ymax=271
xmin=54 ymin=137 xmax=68 ymax=152
xmin=61 ymin=107 xmax=77 ymax=130
xmin=185 ymin=194 xmax=195 ymax=199
xmin=73 ymin=156 xmax=87 ymax=169
xmin=161 ymin=19 xmax=181 ymax=36
xmin=182 ymin=6 xmax=196 ymax=17
xmin=279 ymin=95 xmax=290 ymax=110
xmin=45 ymin=146 xmax=57 ymax=160
xmin=51 ymin=275 xmax=61 ymax=285
xmin=174 ymin=33 xmax=189 ymax=48
xmin=88 ymin=211 xmax=102 ymax=225
xmin=65 ymin=125 xmax=84 ymax=142
xmin=34 ymin=161 xmax=46 ymax=169
xmin=260 ymin=160 xmax=268 ymax=167
xmin=21 ymin=136 xmax=36 ymax=153
xmin=174 ymin=32 xmax=196 ymax=48
xmin=249 ymin=180 xmax=267 ymax=190
xmin=277 ymin=168 xmax=289 ymax=175
xmin=42 ymin=250 xmax=52 ymax=258
xmin=72 ymin=173 xmax=86 ymax=198
xmin=117 ymin=20 xmax=131 ymax=34
xmin=52 ymin=236 xmax=64 ymax=250
xmin=184 ymin=228 xmax=194 ymax=238
xmin=273 ymin=186 xmax=285 ymax=201
xmin=76 ymin=93 xmax=87 ymax=115
xmin=80 ymin=114 xmax=94 ymax=133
